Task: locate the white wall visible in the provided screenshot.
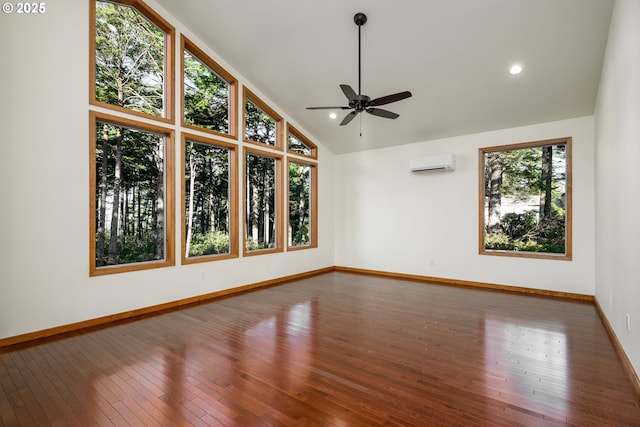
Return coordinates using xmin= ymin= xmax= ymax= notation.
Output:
xmin=0 ymin=0 xmax=334 ymax=340
xmin=334 ymin=116 xmax=596 ymax=295
xmin=594 ymin=0 xmax=640 ymax=374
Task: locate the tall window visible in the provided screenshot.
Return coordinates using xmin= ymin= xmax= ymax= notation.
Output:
xmin=479 ymin=137 xmax=572 ymax=260
xmin=287 ymin=124 xmax=317 ymax=159
xmin=244 ymin=148 xmax=283 ymax=255
xmin=288 ymin=160 xmax=317 ymax=249
xmin=91 ymin=0 xmax=175 ymax=121
xmin=90 ymin=0 xmax=176 ymax=275
xmin=243 ymin=87 xmax=283 ymax=149
xmin=90 ymin=112 xmax=175 ymax=275
xmin=182 ymin=36 xmax=237 ymax=138
xmin=90 ymin=0 xmax=321 ymax=273
xmin=183 ymin=134 xmax=237 ymax=263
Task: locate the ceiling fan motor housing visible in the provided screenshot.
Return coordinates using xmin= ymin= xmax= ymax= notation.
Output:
xmin=350 ymin=95 xmax=371 ymax=111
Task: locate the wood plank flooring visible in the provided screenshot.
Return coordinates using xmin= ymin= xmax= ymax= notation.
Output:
xmin=1 ymin=271 xmax=639 ymax=426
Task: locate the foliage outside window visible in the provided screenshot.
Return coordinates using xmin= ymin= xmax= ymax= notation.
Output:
xmin=287 ymin=124 xmax=317 ymax=159
xmin=288 ymin=160 xmax=317 ymax=249
xmin=244 ymin=148 xmax=283 ymax=255
xmin=479 ymin=137 xmax=572 ymax=260
xmin=243 ymin=88 xmax=283 ymax=149
xmin=183 ymin=135 xmax=238 ymax=264
xmin=90 ymin=112 xmax=175 ymax=275
xmin=92 ymin=0 xmax=174 ymax=121
xmin=182 ymin=36 xmax=237 ymax=138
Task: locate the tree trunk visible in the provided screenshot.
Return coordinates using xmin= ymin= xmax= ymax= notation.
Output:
xmin=130 ymin=184 xmax=136 ymax=240
xmin=136 ymin=182 xmax=142 ymax=242
xmin=208 ymin=156 xmax=216 ymax=232
xmin=155 ymin=144 xmax=164 ymax=260
xmin=121 ymin=184 xmax=128 ymax=238
xmin=540 ymin=145 xmax=553 ymax=219
xmin=298 ymin=183 xmax=307 ymax=243
xmin=185 ymin=146 xmax=196 ymax=257
xmin=263 ymin=164 xmax=271 ymax=247
xmin=107 ymin=130 xmax=123 ymax=264
xmin=251 ymin=183 xmax=259 ymax=243
xmin=257 ymin=160 xmax=266 ymax=245
xmin=486 ymin=152 xmax=503 ymax=233
xmin=96 ymin=126 xmax=109 ymax=265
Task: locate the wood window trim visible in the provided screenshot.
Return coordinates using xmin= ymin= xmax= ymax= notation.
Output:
xmin=478 ymin=137 xmax=572 ymax=261
xmin=89 ymin=110 xmax=176 ymax=276
xmin=181 ymin=35 xmax=238 ymax=140
xmin=90 ymin=0 xmax=176 ymax=124
xmin=287 ymin=159 xmax=318 ymax=251
xmin=242 ymin=87 xmax=284 ymax=150
xmin=286 ymin=124 xmax=318 ymax=160
xmin=181 ymin=133 xmax=239 ymax=265
xmin=242 ymin=146 xmax=284 ymax=257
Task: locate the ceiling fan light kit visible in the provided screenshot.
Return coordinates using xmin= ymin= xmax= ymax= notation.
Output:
xmin=307 ymin=12 xmax=412 ymax=126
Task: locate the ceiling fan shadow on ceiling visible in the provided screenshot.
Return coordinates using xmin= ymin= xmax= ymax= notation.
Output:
xmin=307 ymin=12 xmax=412 ymax=127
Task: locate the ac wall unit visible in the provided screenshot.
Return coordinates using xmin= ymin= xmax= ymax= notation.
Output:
xmin=409 ymin=153 xmax=455 ymax=172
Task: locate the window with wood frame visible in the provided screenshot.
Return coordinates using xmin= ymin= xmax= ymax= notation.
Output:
xmin=243 ymin=87 xmax=283 ymax=149
xmin=479 ymin=137 xmax=572 ymax=260
xmin=182 ymin=134 xmax=238 ymax=264
xmin=243 ymin=148 xmax=283 ymax=255
xmin=91 ymin=0 xmax=175 ymax=122
xmin=90 ymin=0 xmax=321 ymax=274
xmin=182 ymin=36 xmax=237 ymax=138
xmin=287 ymin=124 xmax=317 ymax=159
xmin=288 ymin=159 xmax=317 ymax=250
xmin=90 ymin=111 xmax=175 ymax=275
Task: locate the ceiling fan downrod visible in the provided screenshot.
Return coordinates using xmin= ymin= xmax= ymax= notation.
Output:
xmin=354 ymin=12 xmax=367 ymax=96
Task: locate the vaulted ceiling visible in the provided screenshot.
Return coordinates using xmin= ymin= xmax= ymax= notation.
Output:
xmin=154 ymin=0 xmax=613 ymax=154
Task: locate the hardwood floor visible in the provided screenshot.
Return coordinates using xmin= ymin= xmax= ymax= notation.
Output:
xmin=1 ymin=271 xmax=639 ymax=426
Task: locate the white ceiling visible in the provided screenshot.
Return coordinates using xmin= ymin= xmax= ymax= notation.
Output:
xmin=154 ymin=0 xmax=613 ymax=154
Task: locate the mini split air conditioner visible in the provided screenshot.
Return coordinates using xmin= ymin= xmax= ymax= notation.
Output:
xmin=409 ymin=153 xmax=455 ymax=172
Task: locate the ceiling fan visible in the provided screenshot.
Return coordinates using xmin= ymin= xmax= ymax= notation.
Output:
xmin=306 ymin=12 xmax=412 ymax=126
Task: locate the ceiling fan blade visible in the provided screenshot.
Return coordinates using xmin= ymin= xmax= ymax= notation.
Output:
xmin=368 ymin=91 xmax=412 ymax=107
xmin=340 ymin=111 xmax=359 ymax=126
xmin=306 ymin=106 xmax=350 ymax=110
xmin=366 ymin=108 xmax=399 ymax=120
xmin=340 ymin=84 xmax=358 ymax=102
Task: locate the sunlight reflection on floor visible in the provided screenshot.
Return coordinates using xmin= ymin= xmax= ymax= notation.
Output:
xmin=484 ymin=317 xmax=569 ymax=420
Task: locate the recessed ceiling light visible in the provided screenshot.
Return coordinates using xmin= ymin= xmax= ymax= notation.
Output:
xmin=510 ymin=64 xmax=523 ymax=75
xmin=329 ymin=112 xmax=337 ymax=119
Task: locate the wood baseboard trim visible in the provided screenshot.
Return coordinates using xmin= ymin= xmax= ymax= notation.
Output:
xmin=334 ymin=266 xmax=594 ymax=302
xmin=0 ymin=267 xmax=334 ymax=349
xmin=594 ymin=299 xmax=640 ymax=399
